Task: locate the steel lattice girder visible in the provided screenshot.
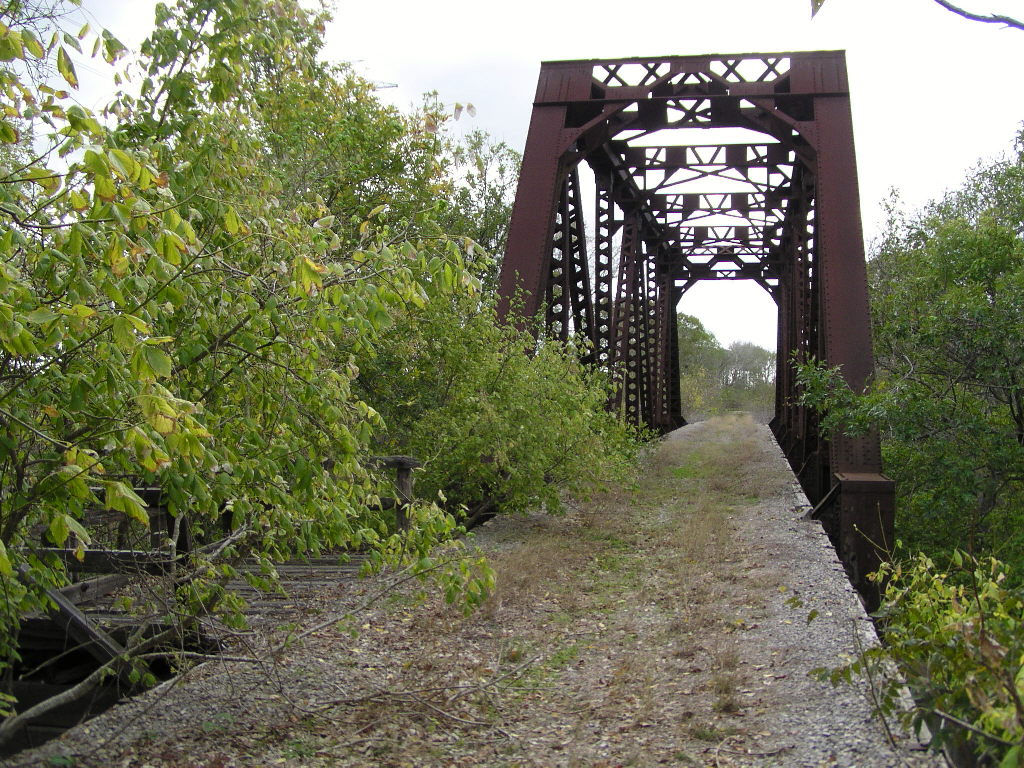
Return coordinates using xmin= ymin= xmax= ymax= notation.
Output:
xmin=496 ymin=51 xmax=895 ymax=604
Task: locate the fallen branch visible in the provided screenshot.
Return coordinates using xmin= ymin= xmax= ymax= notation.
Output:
xmin=0 ymin=619 xmax=197 ymax=749
xmin=276 ymin=551 xmax=481 ymax=651
xmin=0 ymin=663 xmax=110 ymax=746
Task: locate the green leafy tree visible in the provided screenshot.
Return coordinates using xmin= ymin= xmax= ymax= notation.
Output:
xmin=677 ymin=313 xmax=728 ymax=416
xmin=0 ymin=0 xmax=497 ymax=731
xmin=798 ymin=134 xmax=1024 ymax=568
xmin=441 ymin=127 xmax=521 ymax=289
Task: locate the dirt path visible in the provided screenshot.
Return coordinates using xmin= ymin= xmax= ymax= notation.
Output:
xmin=9 ymin=415 xmax=939 ymax=767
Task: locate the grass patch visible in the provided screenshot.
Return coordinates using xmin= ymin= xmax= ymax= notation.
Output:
xmin=548 ymin=643 xmax=580 ymax=668
xmin=670 ymin=460 xmax=706 ymax=479
xmin=689 ymin=723 xmax=739 ymax=742
xmin=581 ymin=529 xmax=634 ymax=550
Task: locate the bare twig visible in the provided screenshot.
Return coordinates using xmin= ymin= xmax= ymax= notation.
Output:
xmin=930 ymin=0 xmax=1024 ymax=31
xmin=931 ymin=709 xmax=1018 ymax=746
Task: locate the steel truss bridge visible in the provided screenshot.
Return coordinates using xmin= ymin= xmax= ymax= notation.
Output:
xmin=497 ymin=51 xmax=893 ymax=602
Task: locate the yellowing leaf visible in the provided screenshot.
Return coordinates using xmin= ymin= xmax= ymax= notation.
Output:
xmin=69 ymin=189 xmax=88 ymax=210
xmin=56 ymin=46 xmax=78 ymax=88
xmin=123 ymin=314 xmax=150 ymax=333
xmin=94 ymin=174 xmax=115 ymax=202
xmin=0 ymin=120 xmax=19 ymax=143
xmin=107 ymin=235 xmax=128 ymax=276
xmin=223 ymin=206 xmax=241 ymax=235
xmin=294 ymin=256 xmax=325 ymax=294
xmin=0 ymin=30 xmax=24 ymax=62
xmin=22 ymin=167 xmax=60 ymax=193
xmin=21 ymin=29 xmax=44 ymax=59
xmin=66 ymin=304 xmax=96 ymax=319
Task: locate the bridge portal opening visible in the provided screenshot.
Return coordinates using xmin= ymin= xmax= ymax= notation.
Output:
xmin=676 ymin=281 xmax=777 ymax=425
xmin=497 ymin=52 xmax=896 ymax=602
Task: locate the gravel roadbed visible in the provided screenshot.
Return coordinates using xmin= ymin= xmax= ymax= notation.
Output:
xmin=6 ymin=417 xmax=944 ymax=767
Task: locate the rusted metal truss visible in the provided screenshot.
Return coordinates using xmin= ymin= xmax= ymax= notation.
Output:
xmin=498 ymin=51 xmax=894 ymax=602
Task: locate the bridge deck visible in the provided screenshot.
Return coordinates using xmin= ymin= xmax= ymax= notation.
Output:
xmin=10 ymin=416 xmax=938 ymax=767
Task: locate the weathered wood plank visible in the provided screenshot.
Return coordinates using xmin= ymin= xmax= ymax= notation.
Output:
xmin=16 ymin=566 xmax=137 ymax=687
xmin=35 ymin=548 xmax=173 ymax=575
xmin=57 ymin=574 xmax=131 ymax=605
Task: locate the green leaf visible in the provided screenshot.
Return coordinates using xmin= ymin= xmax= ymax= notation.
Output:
xmin=143 ymin=345 xmax=172 ymax=378
xmin=94 ymin=174 xmax=115 ymax=202
xmin=62 ymin=32 xmax=82 ymax=54
xmin=0 ymin=540 xmax=12 ymax=577
xmin=64 ymin=515 xmax=91 ymax=546
xmin=48 ymin=512 xmax=70 ymax=546
xmin=25 ymin=308 xmax=59 ymax=325
xmin=112 ymin=315 xmax=135 ymax=349
xmin=56 ymin=47 xmax=78 ymax=88
xmin=103 ymin=481 xmax=149 ymax=527
xmin=108 ymin=148 xmax=137 ymax=181
xmin=102 ymin=30 xmax=126 ymax=64
xmin=999 ymin=745 xmax=1021 ymax=768
xmin=83 ymin=149 xmax=107 ymax=175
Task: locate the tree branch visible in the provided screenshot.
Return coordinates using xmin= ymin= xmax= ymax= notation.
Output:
xmin=929 ymin=0 xmax=1024 ymax=30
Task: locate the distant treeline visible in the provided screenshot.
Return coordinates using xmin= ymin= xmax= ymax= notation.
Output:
xmin=676 ymin=314 xmax=775 ymax=423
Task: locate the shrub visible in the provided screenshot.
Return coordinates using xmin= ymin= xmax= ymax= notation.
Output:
xmin=356 ymin=292 xmax=643 ymax=524
xmin=820 ymin=552 xmax=1024 ymax=765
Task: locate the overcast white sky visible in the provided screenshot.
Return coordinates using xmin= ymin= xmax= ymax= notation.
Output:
xmin=87 ymin=0 xmax=1024 ymax=349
